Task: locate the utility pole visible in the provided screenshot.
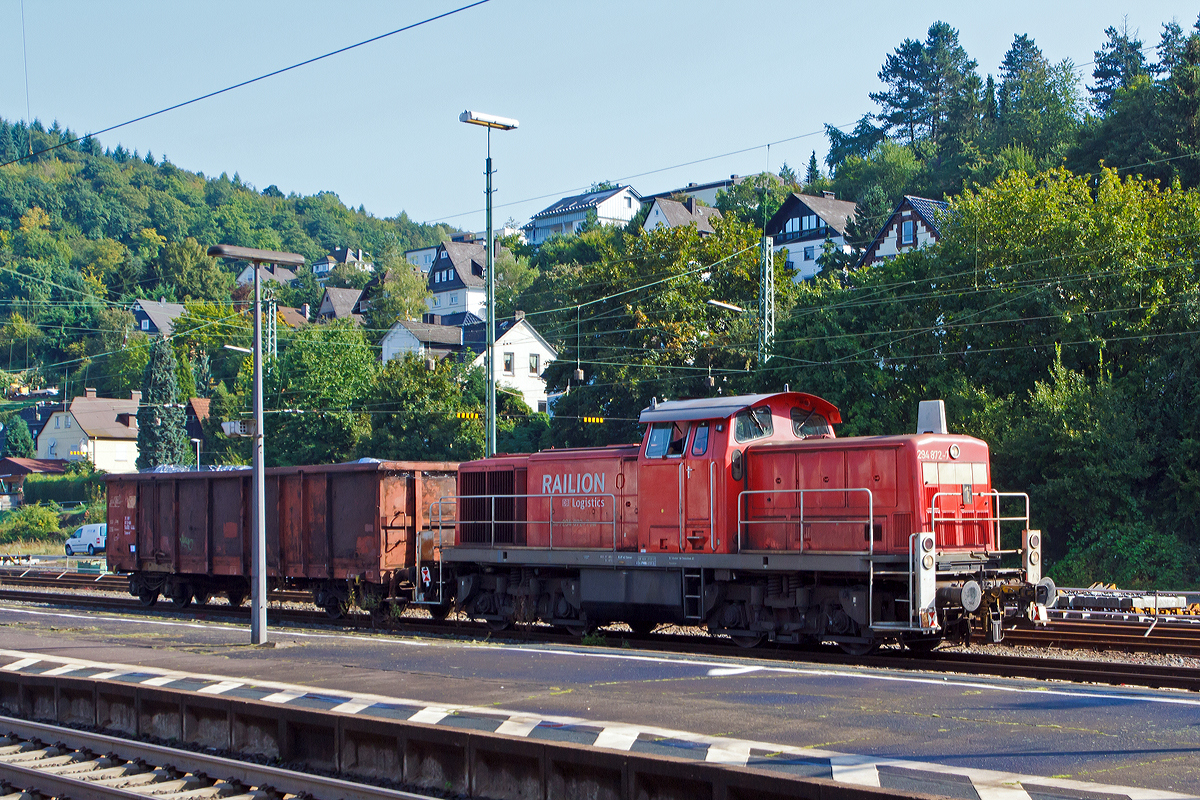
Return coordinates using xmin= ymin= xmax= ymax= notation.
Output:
xmin=758 ymin=235 xmax=775 ymax=364
xmin=208 ymin=245 xmax=304 ymax=646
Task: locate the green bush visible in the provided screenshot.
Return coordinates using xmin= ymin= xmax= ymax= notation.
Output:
xmin=22 ymin=472 xmax=104 ymax=505
xmin=0 ymin=502 xmax=63 ymax=543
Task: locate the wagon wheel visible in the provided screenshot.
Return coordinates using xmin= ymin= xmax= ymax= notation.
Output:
xmin=627 ymin=621 xmax=657 ymax=636
xmin=323 ymin=596 xmax=347 ymax=620
xmin=427 ymin=603 xmax=452 ymax=621
xmin=484 ymin=617 xmax=512 ymax=632
xmin=562 ymin=622 xmax=593 ymax=638
xmin=225 ymin=590 xmax=247 ymax=608
xmin=730 ymin=633 xmax=764 ymax=649
xmin=168 ymin=585 xmax=193 ymax=609
xmin=192 ymin=590 xmax=212 ymax=606
xmin=138 ymin=590 xmax=159 ymax=608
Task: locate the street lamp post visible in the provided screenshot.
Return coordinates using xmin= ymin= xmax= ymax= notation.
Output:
xmin=459 ymin=110 xmax=518 ymax=457
xmin=190 ymin=437 xmax=202 ymax=469
xmin=207 ymin=245 xmax=305 ymax=645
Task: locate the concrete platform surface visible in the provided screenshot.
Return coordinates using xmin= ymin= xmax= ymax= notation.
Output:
xmin=0 ymin=603 xmax=1197 ymax=800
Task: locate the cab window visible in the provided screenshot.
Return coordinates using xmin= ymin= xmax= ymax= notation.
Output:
xmin=690 ymin=422 xmax=710 ymax=456
xmin=646 ymin=422 xmax=687 ymax=458
xmin=733 ymin=407 xmax=773 ymax=443
xmin=791 ymin=408 xmax=832 ymax=438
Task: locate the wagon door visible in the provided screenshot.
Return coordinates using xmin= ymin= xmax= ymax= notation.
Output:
xmin=682 ymin=422 xmax=715 ymax=552
xmin=640 ymin=421 xmax=687 ymax=553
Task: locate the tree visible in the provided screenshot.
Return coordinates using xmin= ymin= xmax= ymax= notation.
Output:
xmin=715 ymin=172 xmax=791 ymax=228
xmin=2 ymin=415 xmax=34 ymax=458
xmin=361 ymin=354 xmax=485 ymax=461
xmin=136 ymin=336 xmax=189 ymax=468
xmin=1090 ymin=22 xmax=1148 ymax=116
xmin=1161 ymin=33 xmax=1200 ymax=187
xmin=872 ymin=36 xmax=927 ymax=144
xmin=494 ymin=247 xmax=538 ymax=319
xmin=804 ymin=152 xmax=821 ymax=186
xmin=994 ymin=35 xmax=1084 ymax=164
xmin=153 ymin=238 xmax=231 ymax=302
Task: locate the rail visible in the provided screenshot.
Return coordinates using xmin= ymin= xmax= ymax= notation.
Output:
xmin=736 ymin=487 xmax=876 ymax=555
xmin=929 ymin=490 xmax=1029 ymax=553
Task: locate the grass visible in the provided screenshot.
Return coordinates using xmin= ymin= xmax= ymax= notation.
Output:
xmin=0 ymin=537 xmax=68 ymax=556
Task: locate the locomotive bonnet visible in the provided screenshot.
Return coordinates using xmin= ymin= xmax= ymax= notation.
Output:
xmin=432 ymin=390 xmax=1051 ymax=651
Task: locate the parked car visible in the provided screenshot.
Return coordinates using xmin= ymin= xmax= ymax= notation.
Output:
xmin=65 ymin=523 xmax=106 ymax=556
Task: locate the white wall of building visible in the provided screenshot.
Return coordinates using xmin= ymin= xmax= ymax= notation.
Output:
xmin=35 ymin=410 xmax=138 ymax=473
xmin=470 ymin=322 xmax=557 ymax=413
xmin=379 ymin=325 xmax=425 ymax=364
xmin=428 ymin=287 xmax=485 ymax=316
xmin=868 ymin=217 xmax=938 ymax=262
xmin=774 ymin=236 xmax=850 ymax=281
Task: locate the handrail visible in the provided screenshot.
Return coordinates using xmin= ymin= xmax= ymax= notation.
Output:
xmin=736 ymin=487 xmax=875 ymax=555
xmin=929 ymin=490 xmax=1029 ymax=550
xmin=431 ymin=492 xmax=619 ymax=552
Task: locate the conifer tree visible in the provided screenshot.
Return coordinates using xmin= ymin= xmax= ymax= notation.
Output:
xmin=2 ymin=416 xmax=34 ymax=458
xmin=136 ymin=336 xmax=188 ymax=469
xmin=805 ymin=152 xmax=821 ymax=185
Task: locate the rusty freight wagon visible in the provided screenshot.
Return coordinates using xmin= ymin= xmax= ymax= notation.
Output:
xmin=105 ymin=460 xmax=457 ymax=616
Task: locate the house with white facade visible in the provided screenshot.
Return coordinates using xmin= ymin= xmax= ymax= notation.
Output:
xmin=642 ymin=197 xmax=722 ymax=235
xmin=522 ymin=186 xmax=642 ymax=245
xmin=35 ymin=389 xmax=141 ymax=473
xmin=857 ymin=196 xmax=949 ymax=268
xmin=380 ymin=313 xmax=557 ymax=413
xmin=405 ymin=245 xmax=439 ymax=274
xmin=426 ymin=241 xmax=488 ymax=318
xmin=764 ymin=192 xmax=858 ymax=281
xmin=312 ymin=246 xmax=373 ymax=283
xmin=642 ymin=175 xmax=745 ymax=208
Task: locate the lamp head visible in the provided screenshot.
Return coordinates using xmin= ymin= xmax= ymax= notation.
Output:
xmin=459 ymin=110 xmax=519 ymax=130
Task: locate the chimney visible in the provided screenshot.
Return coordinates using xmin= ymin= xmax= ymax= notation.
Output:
xmin=159 ymin=296 xmax=166 ymax=304
xmin=423 ymin=313 xmax=442 ymax=325
xmin=685 ymin=197 xmax=696 ymax=214
xmin=130 ymin=390 xmax=142 ymax=404
xmin=514 ymin=310 xmax=525 ymax=322
xmin=85 ymin=387 xmax=97 ymax=399
xmin=301 ymin=303 xmax=310 ymax=320
xmin=822 ymin=191 xmax=836 ymax=200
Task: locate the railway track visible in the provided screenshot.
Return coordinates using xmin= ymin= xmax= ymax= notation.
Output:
xmin=1 ymin=583 xmax=1197 ymax=693
xmin=0 ymin=716 xmax=431 ymax=800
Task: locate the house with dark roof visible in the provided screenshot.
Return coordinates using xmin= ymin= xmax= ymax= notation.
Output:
xmin=857 ymin=196 xmax=950 ymax=268
xmin=35 ymin=389 xmax=141 ymax=473
xmin=642 ymin=197 xmax=722 ymax=236
xmin=642 ymin=175 xmax=745 ymax=207
xmin=522 ymin=186 xmax=642 ymax=245
xmin=380 ymin=312 xmax=558 ymax=413
xmin=764 ymin=192 xmax=859 ymax=280
xmin=426 ymin=241 xmax=488 ymax=318
xmin=132 ymin=299 xmax=186 ymax=336
xmin=315 ymin=287 xmax=365 ymax=325
xmin=233 ymin=263 xmax=298 ymax=288
xmin=312 ymin=246 xmax=373 ymax=283
xmin=0 ymin=456 xmax=66 ymax=509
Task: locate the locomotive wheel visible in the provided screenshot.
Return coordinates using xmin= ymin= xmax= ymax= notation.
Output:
xmin=902 ymin=635 xmax=943 ymax=655
xmin=226 ymin=590 xmax=247 ymax=608
xmin=838 ymin=639 xmax=879 ymax=656
xmin=138 ymin=590 xmax=159 ymax=607
xmin=730 ymin=633 xmax=764 ymax=649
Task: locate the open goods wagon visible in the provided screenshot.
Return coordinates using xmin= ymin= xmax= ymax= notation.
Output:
xmin=106 ymin=460 xmax=457 ymax=615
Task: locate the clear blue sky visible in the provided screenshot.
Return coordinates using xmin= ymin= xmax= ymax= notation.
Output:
xmin=1 ymin=1 xmax=1195 ymax=234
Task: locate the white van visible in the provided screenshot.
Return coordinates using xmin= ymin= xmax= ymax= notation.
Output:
xmin=65 ymin=523 xmax=107 ymax=556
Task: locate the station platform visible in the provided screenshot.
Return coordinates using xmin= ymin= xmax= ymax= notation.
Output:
xmin=0 ymin=602 xmax=1196 ymax=800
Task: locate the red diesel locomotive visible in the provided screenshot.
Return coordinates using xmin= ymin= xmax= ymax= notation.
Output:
xmin=423 ymin=391 xmax=1050 ymax=652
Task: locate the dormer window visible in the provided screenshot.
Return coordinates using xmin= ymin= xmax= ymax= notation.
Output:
xmin=901 ymin=219 xmax=915 ymax=245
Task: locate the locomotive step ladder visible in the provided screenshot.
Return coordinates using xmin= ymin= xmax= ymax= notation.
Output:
xmin=682 ymin=568 xmax=704 ymax=620
xmin=866 ymin=559 xmax=920 ymax=631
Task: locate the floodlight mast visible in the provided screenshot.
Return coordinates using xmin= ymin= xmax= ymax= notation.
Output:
xmin=459 ymin=109 xmax=518 ymax=456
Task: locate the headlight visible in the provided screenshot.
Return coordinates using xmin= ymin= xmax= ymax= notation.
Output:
xmin=1028 ymin=533 xmax=1040 ymax=549
xmin=922 ymin=537 xmax=934 ymax=552
xmin=922 ymin=554 xmax=935 ymax=570
xmin=1028 ymin=552 xmax=1039 ymax=565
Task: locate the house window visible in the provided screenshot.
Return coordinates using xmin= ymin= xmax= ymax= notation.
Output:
xmin=529 ymin=353 xmax=540 ymax=375
xmin=434 ymin=272 xmax=440 ymax=283
xmin=537 ymin=401 xmax=548 ymax=413
xmin=503 ymin=352 xmax=515 ymax=374
xmin=449 ymin=294 xmax=457 ymax=305
xmin=901 ymin=219 xmax=915 ymax=245
xmin=65 ymin=416 xmax=71 ymax=429
xmin=785 ymin=217 xmax=799 ymax=234
xmin=55 ymin=417 xmax=60 ymax=429
xmin=802 ymin=214 xmax=819 ymax=232
xmin=803 ymin=246 xmax=815 ymax=261
xmin=141 ymin=319 xmax=150 ymax=331
xmin=48 ymin=440 xmax=57 ymax=457
xmin=433 ymin=296 xmax=440 ymax=307
xmin=626 ymin=196 xmax=632 ymax=208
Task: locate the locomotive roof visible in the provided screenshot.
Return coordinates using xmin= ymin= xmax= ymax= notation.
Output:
xmin=638 ymin=392 xmax=841 ymax=424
